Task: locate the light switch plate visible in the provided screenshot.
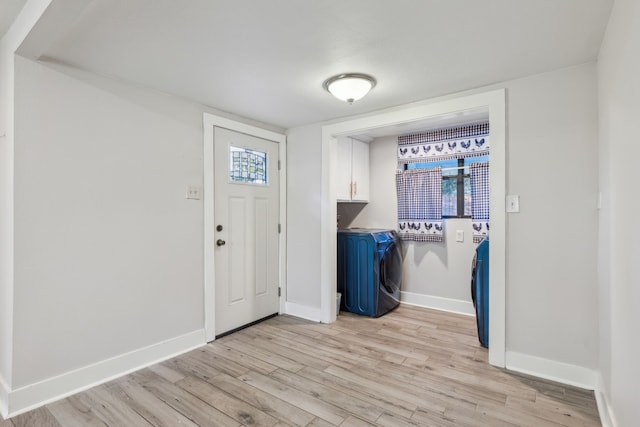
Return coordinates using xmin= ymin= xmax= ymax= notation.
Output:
xmin=186 ymin=186 xmax=202 ymax=200
xmin=506 ymin=195 xmax=520 ymax=213
xmin=456 ymin=230 xmax=464 ymax=242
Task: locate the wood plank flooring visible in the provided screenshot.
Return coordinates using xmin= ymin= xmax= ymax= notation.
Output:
xmin=2 ymin=305 xmax=601 ymax=426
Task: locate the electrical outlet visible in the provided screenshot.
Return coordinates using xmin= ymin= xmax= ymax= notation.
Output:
xmin=186 ymin=186 xmax=202 ymax=200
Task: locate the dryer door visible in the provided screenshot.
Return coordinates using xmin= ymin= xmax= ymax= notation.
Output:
xmin=381 ymin=242 xmax=402 ymax=295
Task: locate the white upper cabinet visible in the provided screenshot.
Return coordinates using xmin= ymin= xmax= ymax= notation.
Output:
xmin=336 ymin=136 xmax=369 ymax=202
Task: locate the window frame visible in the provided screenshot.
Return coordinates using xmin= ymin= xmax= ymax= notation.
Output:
xmin=442 ymin=158 xmax=470 ymax=219
xmin=403 ymin=158 xmax=471 ymax=219
xmin=404 ymin=155 xmax=490 ymax=219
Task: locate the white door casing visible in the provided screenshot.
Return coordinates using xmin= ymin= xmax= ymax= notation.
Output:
xmin=204 ymin=114 xmax=287 ymax=341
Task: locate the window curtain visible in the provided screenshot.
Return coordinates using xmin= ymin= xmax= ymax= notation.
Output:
xmin=397 ymin=122 xmax=490 ymax=166
xmin=396 ymin=168 xmax=443 ymax=242
xmin=470 ymin=162 xmax=490 ymax=243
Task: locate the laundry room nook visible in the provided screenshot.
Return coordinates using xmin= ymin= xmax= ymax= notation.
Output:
xmin=336 ymin=114 xmax=491 ymax=344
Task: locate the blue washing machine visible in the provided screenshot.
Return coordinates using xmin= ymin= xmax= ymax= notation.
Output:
xmin=337 ymin=229 xmax=402 ymax=317
xmin=471 ymin=237 xmax=489 ymax=347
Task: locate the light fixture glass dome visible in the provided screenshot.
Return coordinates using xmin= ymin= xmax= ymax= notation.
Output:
xmin=323 ymin=73 xmax=376 ymax=104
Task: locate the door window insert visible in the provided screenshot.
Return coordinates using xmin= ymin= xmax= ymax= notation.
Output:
xmin=229 ymin=146 xmax=267 ymax=184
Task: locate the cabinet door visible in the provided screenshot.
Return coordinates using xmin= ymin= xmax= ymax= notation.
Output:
xmin=350 ymin=139 xmax=369 ymax=202
xmin=336 ymin=136 xmax=353 ymax=201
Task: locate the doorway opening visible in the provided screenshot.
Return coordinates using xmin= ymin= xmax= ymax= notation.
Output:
xmin=320 ymin=89 xmax=507 ymax=367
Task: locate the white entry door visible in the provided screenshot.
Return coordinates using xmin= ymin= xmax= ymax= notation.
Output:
xmin=214 ymin=127 xmax=280 ymax=336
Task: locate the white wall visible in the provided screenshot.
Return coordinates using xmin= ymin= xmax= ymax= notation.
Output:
xmin=597 ymin=0 xmax=640 ymax=425
xmin=286 ymin=124 xmax=322 ymax=308
xmin=11 ymin=56 xmax=204 ymax=387
xmin=0 ymin=33 xmax=16 ymax=399
xmin=7 ymin=56 xmax=283 ymax=399
xmin=287 ymin=62 xmax=599 ymax=373
xmin=504 ymin=64 xmax=599 ymax=369
xmin=348 ymin=135 xmax=478 ymax=307
xmin=0 ymin=0 xmax=54 ymax=399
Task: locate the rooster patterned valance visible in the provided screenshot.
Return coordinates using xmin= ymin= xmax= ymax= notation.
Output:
xmin=397 ymin=122 xmax=489 ymax=164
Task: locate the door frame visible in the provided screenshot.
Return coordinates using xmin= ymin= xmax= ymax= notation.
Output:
xmin=320 ymin=89 xmax=507 ymax=367
xmin=203 ymin=113 xmax=287 ymax=342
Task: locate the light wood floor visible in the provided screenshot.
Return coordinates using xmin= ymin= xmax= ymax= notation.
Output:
xmin=1 ymin=305 xmax=601 ymax=426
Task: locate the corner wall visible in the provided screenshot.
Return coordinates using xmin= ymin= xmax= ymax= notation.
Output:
xmin=504 ymin=63 xmax=599 ymax=373
xmin=285 ymin=124 xmax=323 ymax=314
xmin=12 ymin=56 xmax=206 ymax=389
xmin=0 ymin=0 xmax=56 ymax=404
xmin=0 ymin=36 xmax=15 ymax=410
xmin=597 ymin=0 xmax=640 ymax=425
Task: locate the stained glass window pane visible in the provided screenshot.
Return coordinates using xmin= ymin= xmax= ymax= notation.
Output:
xmin=229 ymin=146 xmax=267 ymax=184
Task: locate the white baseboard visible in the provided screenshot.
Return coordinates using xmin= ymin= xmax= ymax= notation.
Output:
xmin=506 ymin=355 xmax=617 ymax=426
xmin=400 ymin=291 xmax=475 ymax=316
xmin=284 ymin=301 xmax=322 ymax=323
xmin=595 ymin=373 xmax=616 ymax=427
xmin=505 ymin=351 xmax=597 ymax=390
xmin=285 ymin=294 xmax=474 ymax=323
xmin=5 ymin=329 xmax=205 ymax=418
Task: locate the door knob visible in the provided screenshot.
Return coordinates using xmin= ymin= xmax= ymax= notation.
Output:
xmin=216 ymin=239 xmax=226 ymax=246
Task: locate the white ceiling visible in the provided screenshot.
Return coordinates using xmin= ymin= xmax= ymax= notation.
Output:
xmin=0 ymin=0 xmax=27 ymax=39
xmin=7 ymin=0 xmax=613 ymax=130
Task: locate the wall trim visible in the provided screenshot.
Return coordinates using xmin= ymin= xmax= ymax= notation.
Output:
xmin=4 ymin=329 xmax=205 ymax=419
xmin=400 ymin=291 xmax=475 ymax=316
xmin=595 ymin=373 xmax=616 ymax=427
xmin=505 ymin=353 xmax=617 ymax=425
xmin=505 ymin=351 xmax=597 ymax=390
xmin=284 ymin=302 xmax=323 ymax=323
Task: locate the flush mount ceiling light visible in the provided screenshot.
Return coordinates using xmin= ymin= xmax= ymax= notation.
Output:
xmin=323 ymin=73 xmax=377 ymax=104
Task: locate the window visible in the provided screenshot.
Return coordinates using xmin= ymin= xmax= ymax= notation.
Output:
xmin=405 ymin=155 xmax=489 ymax=218
xmin=395 ymin=122 xmax=490 ymax=242
xmin=229 ymin=146 xmax=267 ymax=184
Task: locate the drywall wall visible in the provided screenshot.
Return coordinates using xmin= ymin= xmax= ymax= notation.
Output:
xmin=0 ymin=0 xmax=54 ymax=395
xmin=286 ymin=62 xmax=599 ymax=372
xmin=597 ymin=0 xmax=640 ymax=424
xmin=2 ymin=45 xmax=283 ymax=415
xmin=286 ymin=124 xmax=322 ymax=308
xmin=0 ymin=33 xmax=15 ymax=397
xmin=504 ymin=64 xmax=599 ymax=369
xmin=347 ymin=135 xmax=478 ymax=305
xmin=11 ymin=56 xmax=205 ymax=387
